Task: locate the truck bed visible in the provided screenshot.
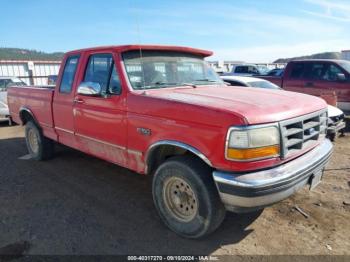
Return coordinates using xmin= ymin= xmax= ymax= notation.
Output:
xmin=7 ymin=86 xmax=55 ymax=128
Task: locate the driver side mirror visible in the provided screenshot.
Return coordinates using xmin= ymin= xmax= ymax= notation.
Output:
xmin=77 ymin=82 xmax=102 ymax=96
xmin=336 ymin=73 xmax=346 ymax=82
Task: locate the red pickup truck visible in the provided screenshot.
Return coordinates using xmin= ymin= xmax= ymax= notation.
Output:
xmin=259 ymin=60 xmax=350 ymax=112
xmin=8 ymin=45 xmax=333 ymax=238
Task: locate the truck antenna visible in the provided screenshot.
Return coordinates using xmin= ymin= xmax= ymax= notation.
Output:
xmin=134 ymin=4 xmax=146 ymax=90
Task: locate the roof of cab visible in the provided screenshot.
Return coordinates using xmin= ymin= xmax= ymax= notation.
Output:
xmin=290 ymin=59 xmax=348 ymax=63
xmin=66 ymin=45 xmax=213 ymax=57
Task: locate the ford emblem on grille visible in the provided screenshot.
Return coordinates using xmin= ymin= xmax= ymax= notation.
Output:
xmin=305 ymin=127 xmax=316 ymax=136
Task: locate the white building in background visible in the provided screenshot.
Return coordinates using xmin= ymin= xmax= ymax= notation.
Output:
xmin=0 ymin=60 xmax=61 ymax=85
xmin=207 ymin=60 xmax=244 ymax=73
xmin=207 ymin=60 xmax=286 ymax=73
xmin=341 ymin=50 xmax=350 ymax=61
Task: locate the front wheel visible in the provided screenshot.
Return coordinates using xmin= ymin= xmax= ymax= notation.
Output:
xmin=152 ymin=155 xmax=226 ymax=238
xmin=328 ymin=132 xmax=336 ymax=142
xmin=25 ymin=121 xmax=54 ymax=160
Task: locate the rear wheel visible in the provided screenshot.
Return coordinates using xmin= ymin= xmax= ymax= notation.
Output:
xmin=152 ymin=155 xmax=226 ymax=238
xmin=25 ymin=121 xmax=54 ymax=160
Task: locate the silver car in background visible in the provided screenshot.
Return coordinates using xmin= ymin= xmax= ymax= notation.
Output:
xmin=0 ymin=77 xmax=27 ymax=124
xmin=221 ymin=64 xmax=270 ymax=76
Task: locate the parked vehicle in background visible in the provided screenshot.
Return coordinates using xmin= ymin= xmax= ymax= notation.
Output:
xmin=221 ymin=75 xmax=281 ymax=89
xmin=327 ymin=105 xmax=346 ymax=141
xmin=266 ymin=68 xmax=284 ymax=77
xmin=0 ymin=77 xmax=25 ymax=124
xmin=47 ymin=75 xmax=58 ymax=86
xmin=8 ymin=45 xmax=333 ymax=238
xmin=0 ymin=77 xmax=26 ymax=89
xmin=221 ymin=75 xmax=346 ymax=141
xmin=222 ymin=64 xmax=269 ymax=76
xmin=0 ymin=90 xmax=10 ymax=124
xmin=257 ymin=60 xmax=350 ymax=112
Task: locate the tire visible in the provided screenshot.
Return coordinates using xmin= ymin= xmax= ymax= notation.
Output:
xmin=152 ymin=155 xmax=226 ymax=238
xmin=25 ymin=121 xmax=54 ymax=160
xmin=328 ymin=132 xmax=336 ymax=142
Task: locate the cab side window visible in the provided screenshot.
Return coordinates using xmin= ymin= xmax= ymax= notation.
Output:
xmin=59 ymin=55 xmax=80 ymax=93
xmin=290 ymin=63 xmax=305 ymax=79
xmin=84 ymin=54 xmax=121 ymax=95
xmin=323 ymin=64 xmax=344 ymax=81
xmin=235 ymin=66 xmax=247 ymax=73
xmin=305 ymin=63 xmax=327 ymax=80
xmin=247 ymin=66 xmax=259 ymax=74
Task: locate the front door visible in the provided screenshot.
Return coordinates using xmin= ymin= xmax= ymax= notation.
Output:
xmin=73 ymin=52 xmax=128 ymax=167
xmin=322 ymin=62 xmax=350 ymax=111
xmin=302 ymin=62 xmax=331 ymax=97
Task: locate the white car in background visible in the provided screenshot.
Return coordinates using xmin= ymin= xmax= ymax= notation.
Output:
xmin=0 ymin=77 xmax=27 ymax=124
xmin=221 ymin=75 xmax=281 ymax=89
xmin=221 ymin=75 xmax=346 ymax=141
xmin=221 ymin=64 xmax=269 ymax=76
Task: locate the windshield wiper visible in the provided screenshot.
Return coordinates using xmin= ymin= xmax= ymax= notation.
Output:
xmin=153 ymin=81 xmax=178 ymax=85
xmin=137 ymin=82 xmax=178 ymax=89
xmin=150 ymin=82 xmax=197 ymax=88
xmin=138 ymin=81 xmax=198 ymax=89
xmin=193 ymin=78 xmax=220 ymax=83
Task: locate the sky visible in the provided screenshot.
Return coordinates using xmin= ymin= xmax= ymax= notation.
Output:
xmin=0 ymin=0 xmax=349 ymax=62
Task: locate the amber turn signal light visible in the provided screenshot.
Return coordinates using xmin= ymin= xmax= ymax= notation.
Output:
xmin=226 ymin=145 xmax=280 ymax=160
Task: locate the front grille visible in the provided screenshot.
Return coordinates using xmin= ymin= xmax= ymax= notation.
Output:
xmin=279 ymin=109 xmax=327 ymax=158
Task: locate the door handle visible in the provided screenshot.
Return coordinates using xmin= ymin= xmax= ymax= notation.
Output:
xmin=74 ymin=98 xmax=84 ymax=104
xmin=305 ymin=82 xmax=314 ymax=87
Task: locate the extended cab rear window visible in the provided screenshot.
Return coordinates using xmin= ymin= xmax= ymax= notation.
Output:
xmin=122 ymin=50 xmax=222 ymax=90
xmin=59 ymin=55 xmax=80 ymax=93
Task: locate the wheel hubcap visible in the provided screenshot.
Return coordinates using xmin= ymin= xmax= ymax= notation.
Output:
xmin=28 ymin=129 xmax=39 ymax=154
xmin=163 ymin=177 xmax=198 ymax=222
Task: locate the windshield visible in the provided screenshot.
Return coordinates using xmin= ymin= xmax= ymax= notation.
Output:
xmin=9 ymin=78 xmax=26 ymax=87
xmin=256 ymin=65 xmax=269 ymax=74
xmin=248 ymin=81 xmax=281 ymax=89
xmin=339 ymin=61 xmax=350 ymax=74
xmin=267 ymin=69 xmax=284 ymax=76
xmin=122 ymin=51 xmax=223 ymax=90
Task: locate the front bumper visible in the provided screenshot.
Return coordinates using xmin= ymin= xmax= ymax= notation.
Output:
xmin=213 ymin=139 xmax=333 ymax=213
xmin=327 ymin=120 xmax=346 ymax=135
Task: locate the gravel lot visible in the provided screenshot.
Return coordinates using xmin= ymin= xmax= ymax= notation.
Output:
xmin=0 ymin=123 xmax=349 ymax=256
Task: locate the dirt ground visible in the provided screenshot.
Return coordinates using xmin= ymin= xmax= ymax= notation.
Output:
xmin=0 ymin=123 xmax=349 ymax=256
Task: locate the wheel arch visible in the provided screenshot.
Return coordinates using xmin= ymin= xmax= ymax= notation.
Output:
xmin=145 ymin=140 xmax=212 ymax=175
xmin=19 ymin=107 xmax=39 ymax=126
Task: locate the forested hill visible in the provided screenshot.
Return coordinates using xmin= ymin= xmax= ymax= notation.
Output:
xmin=0 ymin=48 xmax=64 ymax=61
xmin=274 ymin=52 xmax=342 ymax=63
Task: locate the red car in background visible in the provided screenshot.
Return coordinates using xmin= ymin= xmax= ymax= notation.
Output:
xmin=258 ymin=60 xmax=350 ymax=112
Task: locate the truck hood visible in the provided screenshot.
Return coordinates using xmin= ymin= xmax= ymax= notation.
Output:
xmin=144 ymin=86 xmax=327 ymax=124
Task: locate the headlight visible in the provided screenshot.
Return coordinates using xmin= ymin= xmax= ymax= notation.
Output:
xmin=226 ymin=125 xmax=280 ymax=161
